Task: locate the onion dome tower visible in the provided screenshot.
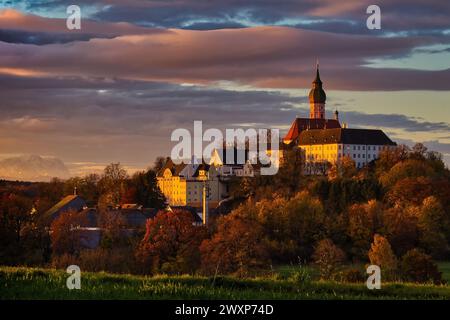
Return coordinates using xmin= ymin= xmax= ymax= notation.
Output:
xmin=309 ymin=63 xmax=326 ymax=119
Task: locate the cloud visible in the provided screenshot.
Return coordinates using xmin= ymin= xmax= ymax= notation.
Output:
xmin=14 ymin=0 xmax=449 ymax=36
xmin=1 ymin=26 xmax=449 ymax=91
xmin=0 ymin=9 xmax=168 ymax=44
xmin=342 ymin=112 xmax=450 ymax=132
xmin=1 ymin=74 xmax=449 ymax=170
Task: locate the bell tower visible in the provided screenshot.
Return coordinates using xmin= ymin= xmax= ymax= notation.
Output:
xmin=309 ymin=63 xmax=326 ymax=119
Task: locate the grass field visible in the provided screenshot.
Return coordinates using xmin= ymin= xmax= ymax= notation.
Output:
xmin=1 ymin=266 xmax=450 ymax=300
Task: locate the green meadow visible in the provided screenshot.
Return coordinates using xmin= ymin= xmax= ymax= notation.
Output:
xmin=1 ymin=265 xmax=450 ymax=300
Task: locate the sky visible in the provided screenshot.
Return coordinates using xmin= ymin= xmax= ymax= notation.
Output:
xmin=0 ymin=0 xmax=449 ymax=176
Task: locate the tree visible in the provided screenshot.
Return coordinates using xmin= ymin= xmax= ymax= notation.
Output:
xmin=200 ymin=211 xmax=269 ymax=277
xmin=375 ymin=145 xmax=409 ymax=176
xmin=129 ymin=170 xmax=166 ymax=208
xmin=64 ymin=174 xmax=100 ymax=206
xmin=328 ymin=156 xmax=357 ymax=180
xmin=382 ymin=206 xmax=418 ymax=256
xmin=312 ymin=238 xmax=346 ymax=280
xmin=0 ymin=194 xmax=34 ymax=264
xmin=416 ymin=196 xmax=449 ymax=258
xmin=98 ymin=209 xmax=128 ymax=248
xmin=386 ymin=176 xmax=434 ymax=206
xmin=136 ymin=209 xmax=207 ymax=275
xmin=368 ymin=234 xmax=398 ymax=279
xmin=98 ymin=163 xmax=128 ymax=208
xmin=400 ymin=249 xmax=443 ymax=284
xmin=346 ymin=200 xmax=382 ymax=260
xmin=153 ymin=156 xmax=167 ymax=172
xmin=50 ymin=209 xmax=90 ymax=256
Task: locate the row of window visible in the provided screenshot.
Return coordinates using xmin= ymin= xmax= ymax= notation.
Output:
xmin=307 ymin=145 xmax=388 ymax=151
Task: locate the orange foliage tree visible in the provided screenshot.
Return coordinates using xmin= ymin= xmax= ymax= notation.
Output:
xmin=136 ymin=209 xmax=207 ymax=275
xmin=200 ymin=211 xmax=269 ymax=277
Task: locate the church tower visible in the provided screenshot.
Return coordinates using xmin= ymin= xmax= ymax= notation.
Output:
xmin=309 ymin=64 xmax=326 ymax=119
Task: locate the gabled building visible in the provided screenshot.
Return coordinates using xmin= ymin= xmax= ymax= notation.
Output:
xmin=283 ymin=65 xmax=396 ymax=173
xmin=156 ymin=158 xmax=228 ymax=208
xmin=45 ymin=194 xmax=87 ymax=220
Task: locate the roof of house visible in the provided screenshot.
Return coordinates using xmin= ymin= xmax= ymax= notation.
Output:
xmin=169 ymin=206 xmax=203 ymax=223
xmin=283 ymin=118 xmax=341 ymax=142
xmin=298 ymin=128 xmax=396 ymax=146
xmin=192 ymin=163 xmax=211 ymax=177
xmin=45 ymin=195 xmax=86 ymax=219
xmin=157 ymin=158 xmax=187 ymax=177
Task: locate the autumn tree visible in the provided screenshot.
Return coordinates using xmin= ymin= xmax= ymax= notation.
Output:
xmin=328 ymin=156 xmax=357 ymax=180
xmin=368 ymin=234 xmax=398 ymax=279
xmin=382 ymin=206 xmax=418 ymax=256
xmin=400 ymin=249 xmax=443 ymax=284
xmin=312 ymin=238 xmax=346 ymax=280
xmin=346 ymin=200 xmax=383 ymax=260
xmin=200 ymin=211 xmax=269 ymax=277
xmin=416 ymin=196 xmax=449 ymax=258
xmin=136 ymin=209 xmax=207 ymax=275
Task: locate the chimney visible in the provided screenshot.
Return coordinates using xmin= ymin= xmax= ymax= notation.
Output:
xmin=334 ymin=110 xmax=339 ymax=121
xmin=202 ymin=172 xmax=210 ymax=226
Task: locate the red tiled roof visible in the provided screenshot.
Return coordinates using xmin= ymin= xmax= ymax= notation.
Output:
xmin=283 ymin=118 xmax=341 ymax=142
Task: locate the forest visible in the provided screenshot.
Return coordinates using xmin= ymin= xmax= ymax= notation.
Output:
xmin=1 ymin=143 xmax=449 ymax=285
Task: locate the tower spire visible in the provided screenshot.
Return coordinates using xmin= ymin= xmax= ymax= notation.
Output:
xmin=309 ymin=60 xmax=326 ymax=119
xmin=314 ymin=58 xmax=322 ymax=85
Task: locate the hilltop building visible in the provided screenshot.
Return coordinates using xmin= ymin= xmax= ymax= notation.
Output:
xmin=283 ymin=65 xmax=396 ymax=173
xmin=156 ymin=158 xmax=229 ymax=209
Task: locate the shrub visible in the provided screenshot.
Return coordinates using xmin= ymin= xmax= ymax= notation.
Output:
xmin=288 ymin=267 xmax=312 ymax=285
xmin=400 ymin=249 xmax=443 ymax=284
xmin=335 ymin=268 xmax=365 ymax=283
xmin=312 ymin=238 xmax=346 ymax=280
xmin=50 ymin=253 xmax=78 ymax=269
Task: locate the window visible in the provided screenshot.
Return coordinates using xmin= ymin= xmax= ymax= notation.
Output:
xmin=362 ymin=146 xmax=365 ymax=150
xmin=358 ymin=154 xmax=360 ymax=158
xmin=353 ymin=146 xmax=356 ymax=150
xmin=358 ymin=146 xmax=361 ymax=150
xmin=362 ymin=154 xmax=365 ymax=158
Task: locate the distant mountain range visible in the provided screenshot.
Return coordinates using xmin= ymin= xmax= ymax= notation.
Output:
xmin=0 ymin=155 xmax=70 ymax=182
